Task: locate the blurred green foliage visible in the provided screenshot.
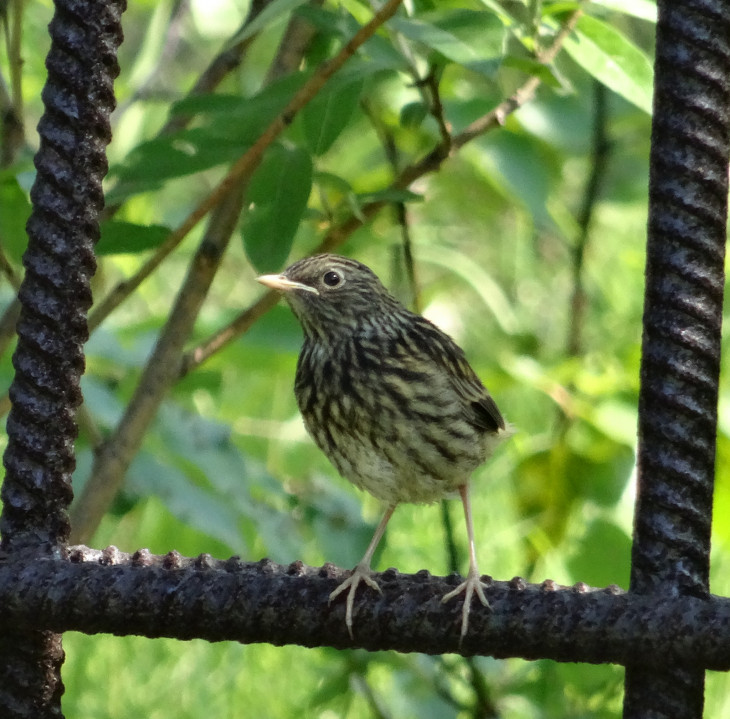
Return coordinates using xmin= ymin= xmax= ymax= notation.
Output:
xmin=2 ymin=0 xmax=730 ymax=716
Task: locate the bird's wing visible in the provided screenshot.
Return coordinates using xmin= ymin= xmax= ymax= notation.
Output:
xmin=407 ymin=317 xmax=505 ymax=434
xmin=447 ymin=351 xmax=505 ymax=433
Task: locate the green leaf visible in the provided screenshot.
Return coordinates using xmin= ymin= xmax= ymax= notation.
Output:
xmin=314 ymin=171 xmax=355 ymax=210
xmin=169 ymin=92 xmax=263 ymax=118
xmin=400 ymin=101 xmax=429 ymax=128
xmin=480 ymin=130 xmax=555 ymax=224
xmin=96 ymin=220 xmax=171 ymax=255
xmin=564 ymin=14 xmax=654 ymax=114
xmin=108 ymin=128 xmax=249 ymax=200
xmin=391 ymin=9 xmax=505 ymax=75
xmin=169 ymin=73 xmax=307 ymax=134
xmin=243 ymin=144 xmax=313 ymax=273
xmin=0 ymin=176 xmax=31 ymax=263
xmin=355 ymin=187 xmax=424 ymax=205
xmin=302 ymin=78 xmax=363 ymax=155
xmin=294 ymin=4 xmax=350 ymax=37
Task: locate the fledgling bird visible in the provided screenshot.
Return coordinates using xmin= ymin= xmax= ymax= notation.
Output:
xmin=257 ymin=254 xmax=509 ymax=640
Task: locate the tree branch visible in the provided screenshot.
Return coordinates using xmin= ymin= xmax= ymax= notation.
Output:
xmin=567 ymin=81 xmax=609 ymax=357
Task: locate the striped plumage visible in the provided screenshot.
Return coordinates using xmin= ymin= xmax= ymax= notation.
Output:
xmin=257 ymin=254 xmax=509 ymax=640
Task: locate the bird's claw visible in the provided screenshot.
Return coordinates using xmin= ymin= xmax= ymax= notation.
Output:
xmin=329 ymin=563 xmax=381 ymax=639
xmin=441 ymin=569 xmax=491 ymax=641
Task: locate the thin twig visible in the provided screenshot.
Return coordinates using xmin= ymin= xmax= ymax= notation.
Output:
xmin=76 ymin=402 xmax=105 ymax=450
xmin=360 ymin=99 xmax=420 ymax=309
xmin=422 ymin=64 xmax=451 ymax=154
xmin=264 ymin=0 xmax=323 ymax=85
xmin=466 ymin=657 xmax=499 ymax=718
xmin=568 ymin=81 xmax=609 ymax=356
xmin=0 ymin=0 xmax=27 ymax=166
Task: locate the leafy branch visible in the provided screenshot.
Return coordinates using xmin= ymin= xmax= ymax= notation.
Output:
xmin=180 ymin=8 xmax=584 ymax=377
xmin=87 ymin=0 xmax=405 ymax=333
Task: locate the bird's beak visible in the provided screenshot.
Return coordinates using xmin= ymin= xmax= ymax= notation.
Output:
xmin=256 ymin=273 xmax=319 ymax=295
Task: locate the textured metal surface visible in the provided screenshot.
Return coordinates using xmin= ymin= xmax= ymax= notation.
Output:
xmin=625 ymin=1 xmax=730 ymax=717
xmin=0 ymin=550 xmax=729 ymax=667
xmin=0 ymin=0 xmax=125 ymax=716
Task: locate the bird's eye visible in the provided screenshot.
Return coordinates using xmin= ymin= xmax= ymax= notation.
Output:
xmin=323 ymin=270 xmax=342 ymax=287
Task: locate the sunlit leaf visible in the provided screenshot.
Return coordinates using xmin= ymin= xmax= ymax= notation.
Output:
xmin=314 ymin=171 xmax=353 ymax=195
xmin=587 ymin=0 xmax=657 ymax=22
xmin=564 ymin=14 xmax=653 ymax=114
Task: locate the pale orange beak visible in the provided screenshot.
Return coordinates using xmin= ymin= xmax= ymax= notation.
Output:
xmin=256 ymin=274 xmax=319 ymax=295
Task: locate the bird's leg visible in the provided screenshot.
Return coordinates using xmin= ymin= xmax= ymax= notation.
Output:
xmin=329 ymin=504 xmax=396 ymax=638
xmin=441 ymin=484 xmax=490 ymax=640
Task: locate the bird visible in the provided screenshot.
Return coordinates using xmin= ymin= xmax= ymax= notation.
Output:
xmin=257 ymin=253 xmax=509 ymax=640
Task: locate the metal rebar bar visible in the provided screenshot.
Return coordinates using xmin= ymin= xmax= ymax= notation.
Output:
xmin=0 ymin=1 xmax=125 ymax=716
xmin=625 ymin=1 xmax=730 ymax=717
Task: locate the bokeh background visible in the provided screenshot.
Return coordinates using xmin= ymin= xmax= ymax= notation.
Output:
xmin=2 ymin=0 xmax=729 ymax=716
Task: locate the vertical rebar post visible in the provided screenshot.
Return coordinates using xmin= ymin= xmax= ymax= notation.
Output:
xmin=0 ymin=1 xmax=125 ymax=716
xmin=625 ymin=1 xmax=730 ymax=717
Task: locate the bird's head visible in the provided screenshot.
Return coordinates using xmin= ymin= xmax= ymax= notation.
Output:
xmin=257 ymin=254 xmax=399 ymax=338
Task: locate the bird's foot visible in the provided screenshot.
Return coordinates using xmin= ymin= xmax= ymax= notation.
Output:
xmin=329 ymin=562 xmax=382 ymax=639
xmin=441 ymin=567 xmax=491 ymax=641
